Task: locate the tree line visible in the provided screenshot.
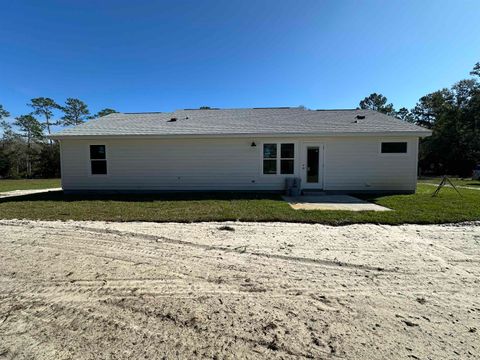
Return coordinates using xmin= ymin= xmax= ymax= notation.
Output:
xmin=359 ymin=61 xmax=480 ymax=176
xmin=1 ymin=62 xmax=479 ymax=179
xmin=0 ymin=98 xmax=116 ymax=178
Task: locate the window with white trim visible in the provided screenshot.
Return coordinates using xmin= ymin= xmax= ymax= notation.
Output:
xmin=263 ymin=144 xmax=277 ymax=174
xmin=381 ymin=142 xmax=407 ymax=154
xmin=263 ymin=143 xmax=294 ymax=175
xmin=280 ymin=143 xmax=294 ymax=174
xmin=90 ymin=145 xmax=107 ymax=175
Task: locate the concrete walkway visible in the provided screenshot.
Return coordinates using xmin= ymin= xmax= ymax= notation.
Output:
xmin=0 ymin=188 xmax=62 ymax=199
xmin=283 ymin=195 xmax=391 ymax=211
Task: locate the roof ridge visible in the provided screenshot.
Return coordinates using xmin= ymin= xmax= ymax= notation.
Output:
xmin=124 ymin=111 xmax=164 ymax=114
xmin=252 ymin=107 xmax=293 ymax=109
xmin=180 ymin=107 xmax=298 ymax=111
xmin=315 ymin=108 xmax=357 ymax=111
xmin=120 ymin=108 xmax=363 ymax=114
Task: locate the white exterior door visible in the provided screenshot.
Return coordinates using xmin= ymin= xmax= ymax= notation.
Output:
xmin=301 ymin=143 xmax=324 ymax=189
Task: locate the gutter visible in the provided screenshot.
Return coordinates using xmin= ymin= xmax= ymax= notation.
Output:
xmin=49 ymin=130 xmax=432 ymax=140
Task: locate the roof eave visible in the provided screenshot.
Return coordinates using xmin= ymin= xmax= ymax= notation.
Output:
xmin=49 ymin=130 xmax=432 ymax=140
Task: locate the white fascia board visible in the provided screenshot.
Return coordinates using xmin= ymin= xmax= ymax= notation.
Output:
xmin=49 ymin=131 xmax=432 ymax=140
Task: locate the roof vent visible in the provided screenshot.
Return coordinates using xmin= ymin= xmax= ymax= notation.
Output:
xmin=356 ymin=115 xmax=366 ymax=120
xmin=168 ymin=117 xmax=177 ymax=122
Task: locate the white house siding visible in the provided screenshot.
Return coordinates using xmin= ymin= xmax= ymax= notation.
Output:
xmin=59 ymin=136 xmax=419 ymax=192
xmin=322 ymin=137 xmax=418 ymax=192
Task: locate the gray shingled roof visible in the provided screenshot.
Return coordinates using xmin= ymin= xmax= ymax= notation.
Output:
xmin=50 ymin=108 xmax=431 ymax=138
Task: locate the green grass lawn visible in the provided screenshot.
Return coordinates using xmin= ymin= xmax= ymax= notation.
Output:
xmin=418 ymin=177 xmax=480 ymax=187
xmin=0 ymin=184 xmax=478 ymax=225
xmin=0 ymin=179 xmax=61 ymax=193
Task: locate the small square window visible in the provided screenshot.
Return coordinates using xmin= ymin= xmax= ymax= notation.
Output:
xmin=90 ymin=145 xmax=106 ymax=159
xmin=281 ymin=144 xmax=294 ymax=158
xmin=263 ymin=160 xmax=277 ymax=174
xmin=263 ymin=144 xmax=277 ymax=159
xmin=381 ymin=142 xmax=407 ymax=153
xmin=280 ymin=159 xmax=294 ymax=174
xmin=91 ymin=160 xmax=107 ymax=175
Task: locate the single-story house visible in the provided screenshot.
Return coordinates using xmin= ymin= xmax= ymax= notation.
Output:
xmin=50 ymin=107 xmax=431 ymax=193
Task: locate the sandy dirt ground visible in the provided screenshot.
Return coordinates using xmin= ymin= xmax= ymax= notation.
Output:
xmin=0 ymin=219 xmax=479 ymax=359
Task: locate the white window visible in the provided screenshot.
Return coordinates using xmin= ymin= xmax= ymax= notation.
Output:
xmin=263 ymin=144 xmax=277 ymax=174
xmin=381 ymin=142 xmax=407 ymax=154
xmin=263 ymin=143 xmax=294 ymax=175
xmin=90 ymin=145 xmax=107 ymax=175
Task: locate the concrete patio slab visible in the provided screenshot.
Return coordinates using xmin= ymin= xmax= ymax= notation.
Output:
xmin=0 ymin=188 xmax=62 ymax=199
xmin=282 ymin=194 xmax=391 ymax=211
